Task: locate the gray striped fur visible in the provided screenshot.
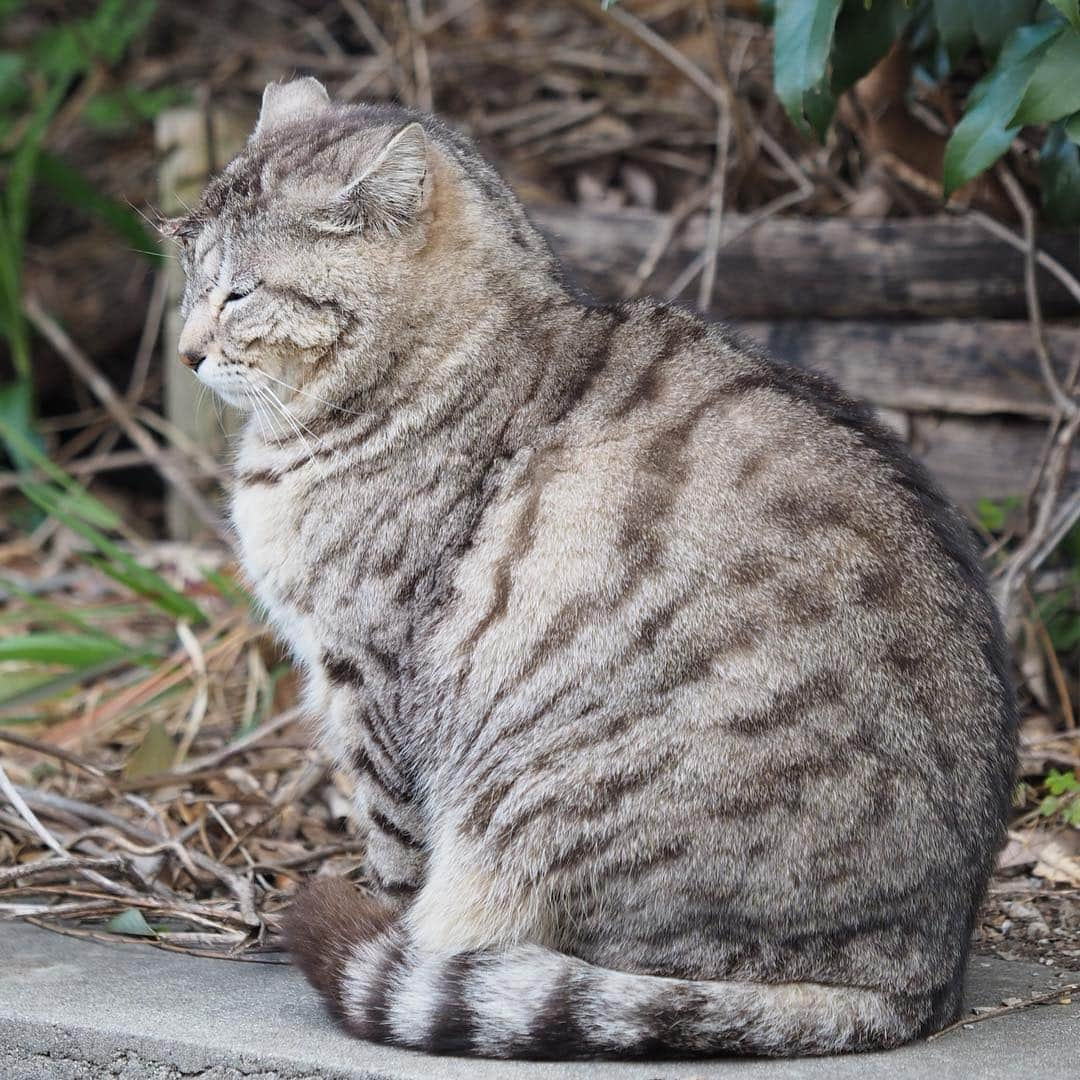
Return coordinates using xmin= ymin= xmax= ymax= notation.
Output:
xmin=172 ymin=78 xmax=1016 ymax=1060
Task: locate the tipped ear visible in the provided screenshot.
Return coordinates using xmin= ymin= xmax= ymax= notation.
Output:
xmin=156 ymin=214 xmax=199 ymax=242
xmin=312 ymin=122 xmax=429 ymax=237
xmin=254 ymin=77 xmax=330 ymax=139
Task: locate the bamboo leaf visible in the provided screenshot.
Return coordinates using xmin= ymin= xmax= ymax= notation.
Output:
xmin=0 ymin=632 xmax=130 ymax=667
xmin=1049 ymin=0 xmax=1080 ymax=30
xmin=1012 ymin=27 xmax=1080 ymax=125
xmin=773 ymin=0 xmax=843 ymax=137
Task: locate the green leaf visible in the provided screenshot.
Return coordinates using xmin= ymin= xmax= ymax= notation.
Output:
xmin=1039 ymin=122 xmax=1080 ymax=223
xmin=774 ymin=0 xmax=844 ymax=137
xmin=105 ymin=907 xmax=157 ymax=937
xmin=0 ymin=213 xmax=31 ymax=381
xmin=0 ymin=380 xmax=38 ymax=468
xmin=1046 ymin=768 xmax=1080 ymax=795
xmin=994 ymin=19 xmax=1065 ymax=73
xmin=0 ymin=669 xmax=59 ymax=705
xmin=1049 ymin=0 xmax=1080 ymax=30
xmin=942 ymin=20 xmax=1062 ymax=195
xmin=944 ymin=66 xmax=1032 ymax=193
xmin=6 ymin=76 xmax=70 ymax=245
xmin=83 ymin=86 xmax=186 ymax=134
xmin=976 ymin=496 xmax=1020 ymax=532
xmin=123 ymin=720 xmax=176 ymax=781
xmin=18 ymin=485 xmax=206 ymax=624
xmin=0 ymin=632 xmax=130 ymax=667
xmin=0 ymin=416 xmax=121 ymax=530
xmin=967 ymin=0 xmax=1041 ymax=59
xmin=0 ymin=655 xmax=141 ymax=712
xmin=1039 ymin=794 xmax=1062 ymax=816
xmin=203 ymin=569 xmax=253 ymax=608
xmin=934 ymin=0 xmax=976 ymax=68
xmin=0 ymin=51 xmax=24 ymax=97
xmin=1065 ymin=800 xmax=1080 ymax=827
xmin=84 ymin=0 xmax=157 ymax=66
xmin=1066 ymin=109 xmax=1080 ymax=140
xmin=1012 ymin=27 xmax=1080 ymax=124
xmin=831 ymin=0 xmax=914 ymax=95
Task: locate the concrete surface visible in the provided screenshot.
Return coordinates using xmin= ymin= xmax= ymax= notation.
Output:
xmin=0 ymin=920 xmax=1077 ymax=1079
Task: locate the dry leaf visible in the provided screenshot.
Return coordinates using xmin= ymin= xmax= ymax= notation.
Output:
xmin=1032 ymin=835 xmax=1080 ymax=887
xmin=123 ymin=720 xmax=177 ymax=781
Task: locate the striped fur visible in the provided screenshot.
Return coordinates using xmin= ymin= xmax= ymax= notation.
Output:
xmin=175 ymin=80 xmax=1016 ymax=1059
xmin=285 ymin=878 xmax=941 ymax=1059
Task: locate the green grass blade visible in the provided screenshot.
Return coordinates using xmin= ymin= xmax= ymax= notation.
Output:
xmin=0 ymin=631 xmax=131 ymax=667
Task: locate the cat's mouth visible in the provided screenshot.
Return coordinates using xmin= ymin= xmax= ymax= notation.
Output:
xmin=189 ymin=353 xmax=261 ymax=411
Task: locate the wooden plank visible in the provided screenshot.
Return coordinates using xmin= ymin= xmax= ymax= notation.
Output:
xmin=156 ymin=107 xmax=250 ymax=540
xmin=911 ymin=414 xmax=1075 ymax=511
xmin=533 ymin=205 xmax=1080 ymax=320
xmin=738 ymin=319 xmax=1074 ymax=419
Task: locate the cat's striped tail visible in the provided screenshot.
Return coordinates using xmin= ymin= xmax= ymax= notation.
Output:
xmin=285 ymin=877 xmax=938 ymax=1059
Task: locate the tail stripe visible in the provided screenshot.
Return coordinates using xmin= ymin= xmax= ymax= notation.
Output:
xmin=343 ymin=931 xmax=406 ymax=1042
xmin=287 ymin=879 xmax=930 ymax=1060
xmin=421 ymin=953 xmax=479 ymax=1054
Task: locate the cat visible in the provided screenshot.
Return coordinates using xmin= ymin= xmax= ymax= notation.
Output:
xmin=168 ymin=77 xmax=1016 ymax=1060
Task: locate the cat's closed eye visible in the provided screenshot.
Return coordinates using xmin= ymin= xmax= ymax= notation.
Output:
xmin=225 ymin=282 xmax=261 ymax=304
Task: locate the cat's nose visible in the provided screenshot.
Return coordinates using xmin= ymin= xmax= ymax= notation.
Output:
xmin=180 ymin=352 xmax=205 ymax=371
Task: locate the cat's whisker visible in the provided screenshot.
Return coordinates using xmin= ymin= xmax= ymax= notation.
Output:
xmin=247 ymin=387 xmax=272 ymax=444
xmin=127 ymin=247 xmax=178 ymax=261
xmin=253 ymin=385 xmax=288 ymax=444
xmin=254 ymin=383 xmax=317 ymax=464
xmin=258 ymin=369 xmax=366 ymax=417
xmin=248 ymin=384 xmax=283 ymax=446
xmin=262 ymin=384 xmax=329 ymax=450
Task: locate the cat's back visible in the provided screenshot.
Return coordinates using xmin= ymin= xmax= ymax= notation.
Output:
xmin=432 ymin=298 xmax=1013 ymax=846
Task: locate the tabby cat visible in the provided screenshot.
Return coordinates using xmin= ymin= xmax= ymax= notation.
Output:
xmin=170 ymin=77 xmax=1016 ymax=1060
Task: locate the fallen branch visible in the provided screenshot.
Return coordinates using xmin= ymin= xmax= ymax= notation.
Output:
xmin=929 ymin=982 xmax=1080 ymax=1041
xmin=24 ymin=295 xmax=227 ymax=540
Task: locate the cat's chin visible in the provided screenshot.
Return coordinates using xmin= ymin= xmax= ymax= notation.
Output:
xmin=203 ymin=380 xmax=258 ymax=411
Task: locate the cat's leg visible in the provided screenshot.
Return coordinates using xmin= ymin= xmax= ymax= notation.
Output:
xmin=325 ymin=683 xmax=427 ymax=909
xmin=402 ymin=825 xmax=546 ymax=952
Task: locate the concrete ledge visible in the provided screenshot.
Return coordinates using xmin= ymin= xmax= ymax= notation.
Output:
xmin=1 ymin=920 xmax=1077 ymax=1079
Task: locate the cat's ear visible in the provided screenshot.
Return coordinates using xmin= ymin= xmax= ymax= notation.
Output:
xmin=312 ymin=122 xmax=429 ymax=237
xmin=253 ymin=77 xmax=330 ymax=139
xmin=156 ymin=214 xmax=199 ymax=243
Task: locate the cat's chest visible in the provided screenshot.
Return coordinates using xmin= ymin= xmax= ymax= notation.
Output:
xmin=231 ymin=476 xmax=323 ymax=661
xmin=230 ymin=467 xmax=417 ymax=660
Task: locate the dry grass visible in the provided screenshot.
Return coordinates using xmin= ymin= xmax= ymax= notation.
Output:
xmin=0 ymin=538 xmax=369 ymax=957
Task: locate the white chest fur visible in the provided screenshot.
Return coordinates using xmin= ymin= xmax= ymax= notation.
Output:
xmin=231 ymin=476 xmax=321 ymax=670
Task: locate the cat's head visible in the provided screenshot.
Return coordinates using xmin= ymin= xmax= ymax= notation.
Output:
xmin=165 ymin=78 xmax=535 ymax=415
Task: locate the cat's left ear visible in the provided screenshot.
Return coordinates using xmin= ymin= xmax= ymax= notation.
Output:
xmin=156 ymin=214 xmax=198 ymax=242
xmin=254 ymin=77 xmax=330 ymax=140
xmin=312 ymin=122 xmax=429 ymax=237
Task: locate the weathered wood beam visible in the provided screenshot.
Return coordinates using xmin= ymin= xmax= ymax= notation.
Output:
xmin=739 ymin=318 xmax=1076 ymax=420
xmin=533 ymin=205 xmax=1080 ymax=320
